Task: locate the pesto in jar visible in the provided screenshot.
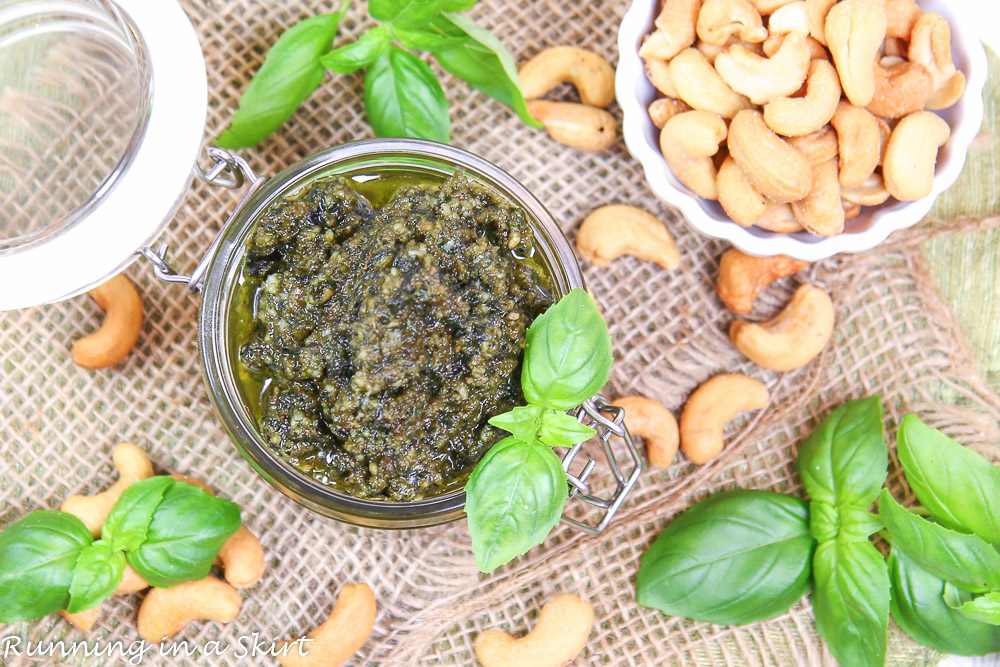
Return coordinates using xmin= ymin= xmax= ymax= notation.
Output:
xmin=238 ymin=171 xmax=552 ymax=501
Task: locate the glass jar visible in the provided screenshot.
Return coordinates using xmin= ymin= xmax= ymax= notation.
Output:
xmin=198 ymin=139 xmax=587 ymax=529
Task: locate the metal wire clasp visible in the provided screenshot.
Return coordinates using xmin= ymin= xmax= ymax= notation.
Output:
xmin=560 ymin=396 xmax=643 ymax=534
xmin=139 ymin=147 xmax=265 ymax=292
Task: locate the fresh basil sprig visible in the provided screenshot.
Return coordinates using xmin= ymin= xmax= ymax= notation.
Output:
xmin=217 ymin=0 xmax=540 ymax=149
xmin=0 ymin=477 xmax=241 ymax=622
xmin=465 ymin=288 xmax=612 ymax=573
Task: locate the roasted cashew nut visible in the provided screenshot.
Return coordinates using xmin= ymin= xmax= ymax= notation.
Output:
xmin=577 ymin=205 xmax=681 ymax=270
xmin=475 ymin=594 xmax=594 ymax=667
xmin=830 ymin=102 xmax=881 ymax=188
xmin=643 ymin=55 xmax=680 ymax=97
xmin=527 ymin=101 xmax=616 ymax=152
xmin=715 ymin=32 xmax=811 ymax=105
xmin=679 ymin=374 xmax=769 ymax=464
xmin=763 ymin=59 xmax=841 ymax=137
xmin=518 ymin=47 xmax=615 ymax=108
xmin=867 ymin=61 xmax=933 ymax=119
xmin=730 ymin=284 xmax=834 ymax=371
xmin=753 ymin=201 xmax=804 ymax=232
xmin=824 ymin=0 xmax=887 ymax=107
xmin=137 ymin=577 xmax=242 ymax=642
xmin=61 ymin=442 xmax=154 ymax=536
xmin=908 ymin=12 xmax=957 ymax=92
xmin=788 ymin=125 xmax=839 ymax=165
xmin=767 ymin=1 xmax=809 ymax=35
xmin=717 ymin=249 xmax=809 ymax=315
xmin=660 ymin=110 xmax=728 ymax=199
xmin=883 ymin=111 xmax=951 ymax=201
xmin=696 ymin=0 xmax=767 ymax=46
xmin=648 ymin=98 xmax=691 ymax=128
xmin=748 ymin=0 xmax=797 ymax=15
xmin=791 ymin=158 xmax=845 ymax=237
xmin=841 ymin=173 xmax=891 ymax=206
xmin=805 ymin=0 xmax=837 ymax=45
xmin=669 ymin=48 xmax=752 ymax=119
xmin=717 ymin=157 xmax=766 ymax=227
xmin=925 ymin=72 xmax=966 ymax=111
xmin=71 ymin=274 xmax=143 ymax=370
xmin=728 ymin=110 xmax=813 ymax=202
xmin=885 ymin=0 xmax=922 ymax=39
xmin=615 ymin=396 xmax=679 ymax=469
xmin=277 ymin=583 xmax=377 ymax=667
xmin=640 ymin=0 xmax=701 ymax=60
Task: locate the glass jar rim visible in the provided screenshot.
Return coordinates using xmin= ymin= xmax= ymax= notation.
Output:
xmin=198 ymin=139 xmax=585 ymax=529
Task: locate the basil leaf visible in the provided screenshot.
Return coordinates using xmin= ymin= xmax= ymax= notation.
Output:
xmin=521 ymin=288 xmax=613 ymax=410
xmin=441 ymin=0 xmax=478 ymax=9
xmin=127 ymin=480 xmax=242 ymax=588
xmin=364 ymin=46 xmax=450 ymax=142
xmin=957 ymin=592 xmax=1000 ymax=625
xmin=897 ymin=414 xmax=1000 ymax=544
xmin=392 ymin=26 xmax=466 ymax=51
xmin=102 ymin=476 xmax=173 ymax=551
xmin=428 ymin=13 xmax=543 ymax=129
xmin=796 ymin=396 xmax=887 ymax=508
xmin=465 ymin=437 xmax=568 ymax=573
xmin=320 ymin=26 xmax=391 ymax=74
xmin=636 ymin=490 xmax=814 ymax=625
xmin=888 ymin=549 xmax=1000 ymax=656
xmin=0 ymin=511 xmax=92 ymax=622
xmin=538 ymin=410 xmax=595 ymax=448
xmin=216 ymin=9 xmax=347 ymax=149
xmin=811 ymin=539 xmax=890 ymax=667
xmin=838 ymin=505 xmax=883 ymax=543
xmin=878 ymin=489 xmax=1000 ymax=592
xmin=944 ymin=580 xmax=974 ymax=609
xmin=66 ymin=540 xmax=125 ymax=614
xmin=369 ymin=0 xmax=450 ymax=25
xmin=488 ymin=405 xmax=543 ymax=443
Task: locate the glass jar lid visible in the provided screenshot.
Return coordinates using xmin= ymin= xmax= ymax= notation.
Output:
xmin=0 ymin=0 xmax=206 ymax=310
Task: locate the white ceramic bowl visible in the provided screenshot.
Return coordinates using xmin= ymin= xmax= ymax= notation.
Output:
xmin=616 ymin=0 xmax=988 ymax=260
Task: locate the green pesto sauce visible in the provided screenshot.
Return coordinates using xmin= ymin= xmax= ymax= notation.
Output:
xmin=234 ymin=169 xmax=552 ymax=501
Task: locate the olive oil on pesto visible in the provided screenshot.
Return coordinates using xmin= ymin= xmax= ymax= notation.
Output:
xmin=234 ymin=170 xmax=552 ymax=501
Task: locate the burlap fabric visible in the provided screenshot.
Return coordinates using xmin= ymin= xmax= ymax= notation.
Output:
xmin=1 ymin=0 xmax=998 ymax=664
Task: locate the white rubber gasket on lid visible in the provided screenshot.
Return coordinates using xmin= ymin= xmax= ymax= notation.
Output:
xmin=0 ymin=0 xmax=207 ymax=310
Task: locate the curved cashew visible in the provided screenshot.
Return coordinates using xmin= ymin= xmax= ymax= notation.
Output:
xmin=791 ymin=158 xmax=844 ymax=237
xmin=61 ymin=607 xmax=102 ymax=632
xmin=615 ymin=396 xmax=679 ymax=469
xmin=137 ymin=577 xmax=242 ymax=642
xmin=475 ymin=594 xmax=594 ymax=667
xmin=768 ymin=1 xmax=810 ymax=35
xmin=660 ymin=110 xmax=727 ymax=199
xmin=883 ymin=110 xmax=950 ymax=201
xmin=527 ymin=101 xmax=616 ymax=152
xmin=640 ymin=0 xmax=701 ymax=60
xmin=830 ymin=102 xmax=881 ymax=188
xmin=717 ymin=249 xmax=809 ymax=315
xmin=763 ymin=60 xmax=841 ymax=137
xmin=762 ymin=33 xmax=828 ymax=60
xmin=648 ymin=98 xmax=691 ymax=128
xmin=841 ymin=173 xmax=891 ymax=206
xmin=728 ymin=110 xmax=813 ymax=202
xmin=518 ymin=47 xmax=615 ymax=108
xmin=730 ymin=284 xmax=834 ymax=371
xmin=71 ymin=274 xmax=143 ymax=370
xmin=679 ymin=374 xmax=769 ymax=464
xmin=669 ymin=48 xmax=752 ymax=118
xmin=925 ymin=72 xmax=966 ymax=111
xmin=885 ymin=0 xmax=922 ymax=39
xmin=577 ymin=205 xmax=681 ymax=270
xmin=277 ymin=583 xmax=377 ymax=667
xmin=788 ymin=125 xmax=839 ymax=165
xmin=867 ymin=61 xmax=933 ymax=119
xmin=696 ymin=0 xmax=767 ymax=46
xmin=824 ymin=0 xmax=887 ymax=106
xmin=908 ymin=12 xmax=956 ymax=92
xmin=61 ymin=442 xmax=154 ymax=536
xmin=805 ymin=0 xmax=837 ymax=45
xmin=715 ymin=32 xmax=811 ymax=105
xmin=754 ymin=201 xmax=804 ymax=232
xmin=643 ymin=56 xmax=679 ymax=98
xmin=749 ymin=0 xmax=796 ymax=15
xmin=717 ymin=157 xmax=766 ymax=227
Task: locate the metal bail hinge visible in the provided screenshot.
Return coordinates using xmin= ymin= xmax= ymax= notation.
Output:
xmin=139 ymin=147 xmax=265 ymax=293
xmin=560 ymin=396 xmax=643 ymax=535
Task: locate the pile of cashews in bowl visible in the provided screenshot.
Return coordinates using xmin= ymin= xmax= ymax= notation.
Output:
xmin=640 ymin=0 xmax=967 ymax=238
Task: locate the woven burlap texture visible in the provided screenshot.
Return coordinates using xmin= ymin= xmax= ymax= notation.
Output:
xmin=2 ymin=0 xmax=999 ymax=664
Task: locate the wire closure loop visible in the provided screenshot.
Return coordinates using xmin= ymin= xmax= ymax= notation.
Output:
xmin=561 ymin=396 xmax=643 ymax=534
